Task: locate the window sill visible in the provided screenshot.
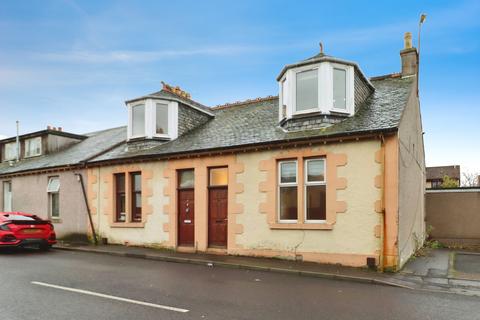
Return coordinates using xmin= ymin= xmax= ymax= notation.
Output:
xmin=51 ymin=218 xmax=62 ymax=223
xmin=269 ymin=223 xmax=333 ymax=230
xmin=292 ymin=110 xmax=322 ymax=118
xmin=110 ymin=222 xmax=145 ymax=228
xmin=127 ymin=135 xmax=147 ymax=142
xmin=152 ymin=134 xmax=171 ymax=140
xmin=24 ymin=154 xmax=42 ymax=159
xmin=329 ymin=109 xmax=351 ymax=116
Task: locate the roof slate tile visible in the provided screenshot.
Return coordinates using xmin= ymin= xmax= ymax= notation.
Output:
xmin=0 ymin=126 xmax=126 ymax=175
xmin=92 ymin=76 xmax=414 ymax=163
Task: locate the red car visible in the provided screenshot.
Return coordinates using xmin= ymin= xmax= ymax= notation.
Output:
xmin=0 ymin=212 xmax=56 ymax=250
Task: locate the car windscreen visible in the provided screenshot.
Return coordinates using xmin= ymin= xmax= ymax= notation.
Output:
xmin=2 ymin=214 xmax=38 ymax=221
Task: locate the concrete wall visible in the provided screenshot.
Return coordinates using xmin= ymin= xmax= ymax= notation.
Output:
xmin=397 ymin=79 xmax=426 ymax=268
xmin=426 ymin=189 xmax=480 ymax=244
xmin=89 ymin=139 xmax=384 ymax=267
xmin=0 ymin=170 xmax=89 ymax=239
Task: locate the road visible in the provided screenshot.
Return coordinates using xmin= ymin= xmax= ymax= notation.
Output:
xmin=0 ymin=249 xmax=479 ymax=320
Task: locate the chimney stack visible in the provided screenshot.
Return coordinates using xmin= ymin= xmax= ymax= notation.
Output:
xmin=400 ymin=32 xmax=418 ymax=77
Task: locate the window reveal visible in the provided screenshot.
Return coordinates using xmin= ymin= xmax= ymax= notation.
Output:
xmin=47 ymin=177 xmax=60 ymax=219
xmin=278 ymin=161 xmax=298 ymax=221
xmin=295 ymin=69 xmax=318 ymax=112
xmin=305 ymin=159 xmax=326 ymax=221
xmin=115 ymin=173 xmax=126 ymax=222
xmin=131 ymin=172 xmax=142 ymax=222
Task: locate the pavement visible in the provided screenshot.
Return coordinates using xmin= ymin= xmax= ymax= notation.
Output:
xmin=397 ymin=248 xmax=480 ymax=296
xmin=53 ymin=242 xmax=399 ymax=287
xmin=53 ymin=242 xmax=480 ymax=298
xmin=1 ymin=248 xmax=479 ymax=319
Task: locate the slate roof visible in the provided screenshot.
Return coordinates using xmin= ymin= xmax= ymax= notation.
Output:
xmin=0 ymin=129 xmax=86 ymax=144
xmin=0 ymin=126 xmax=126 ymax=175
xmin=90 ymin=76 xmax=414 ymax=163
xmin=426 ymin=166 xmax=461 ymax=180
xmin=276 ymin=54 xmax=374 ymax=90
xmin=125 ymin=89 xmax=214 ymax=116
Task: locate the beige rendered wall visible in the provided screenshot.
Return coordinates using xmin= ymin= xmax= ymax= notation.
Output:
xmin=235 ymin=140 xmax=383 ymax=266
xmin=88 ymin=163 xmax=170 ymax=247
xmin=397 ymin=79 xmax=426 ymax=268
xmin=89 ymin=140 xmax=384 ymax=267
xmin=0 ymin=171 xmax=89 ymax=238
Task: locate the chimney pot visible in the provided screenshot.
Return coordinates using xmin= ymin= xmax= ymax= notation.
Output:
xmin=58 ymin=127 xmax=63 ymax=132
xmin=400 ymin=32 xmax=418 ymax=77
xmin=404 ymin=32 xmax=412 ymax=49
xmin=47 ymin=125 xmax=52 ymax=130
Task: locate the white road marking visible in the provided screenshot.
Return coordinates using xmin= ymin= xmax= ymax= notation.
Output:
xmin=31 ymin=281 xmax=189 ymax=313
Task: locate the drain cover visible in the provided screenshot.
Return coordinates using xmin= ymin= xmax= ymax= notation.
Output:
xmin=455 ymin=253 xmax=480 ymax=274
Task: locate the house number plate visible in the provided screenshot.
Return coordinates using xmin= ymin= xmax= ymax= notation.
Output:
xmin=184 ymin=220 xmax=192 ymax=224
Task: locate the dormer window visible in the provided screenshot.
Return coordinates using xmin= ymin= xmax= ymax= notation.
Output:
xmin=296 ymin=69 xmax=318 ymax=112
xmin=25 ymin=137 xmax=42 ymax=158
xmin=155 ymin=103 xmax=169 ymax=136
xmin=333 ymin=68 xmax=347 ymax=110
xmin=127 ymin=99 xmax=178 ymax=141
xmin=125 ymin=82 xmax=213 ymax=142
xmin=278 ymin=60 xmax=355 ymax=120
xmin=4 ymin=142 xmax=17 ymax=161
xmin=131 ymin=104 xmax=145 ymax=137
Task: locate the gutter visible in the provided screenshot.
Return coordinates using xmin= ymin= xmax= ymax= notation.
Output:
xmin=75 ymin=173 xmax=98 ymax=245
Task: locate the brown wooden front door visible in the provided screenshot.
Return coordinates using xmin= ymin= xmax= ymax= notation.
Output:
xmin=208 ymin=187 xmax=228 ymax=247
xmin=178 ymin=189 xmax=195 ymax=246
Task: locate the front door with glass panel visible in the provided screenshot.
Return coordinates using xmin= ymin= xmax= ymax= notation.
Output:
xmin=208 ymin=167 xmax=228 ymax=248
xmin=178 ymin=169 xmax=195 ymax=246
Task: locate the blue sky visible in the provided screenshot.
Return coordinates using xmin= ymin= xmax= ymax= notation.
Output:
xmin=0 ymin=0 xmax=479 ymax=173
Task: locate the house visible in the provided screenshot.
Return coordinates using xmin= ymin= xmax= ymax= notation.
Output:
xmin=83 ymin=32 xmax=425 ymax=271
xmin=0 ymin=126 xmax=126 ymax=240
xmin=426 ymin=165 xmax=460 ymax=188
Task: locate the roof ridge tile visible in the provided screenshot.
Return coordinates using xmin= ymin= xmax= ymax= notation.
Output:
xmin=212 ymin=95 xmax=278 ymax=110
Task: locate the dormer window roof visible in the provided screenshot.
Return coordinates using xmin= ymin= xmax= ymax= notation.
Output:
xmin=0 ymin=127 xmax=86 ymax=162
xmin=125 ymin=82 xmax=214 ymax=142
xmin=277 ymin=50 xmax=374 ymax=126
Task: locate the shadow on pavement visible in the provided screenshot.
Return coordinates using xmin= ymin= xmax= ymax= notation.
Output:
xmin=0 ymin=247 xmax=56 ymax=256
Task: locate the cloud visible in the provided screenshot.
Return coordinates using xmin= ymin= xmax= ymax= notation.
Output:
xmin=34 ymin=45 xmax=269 ymax=64
xmin=300 ymin=0 xmax=480 ymax=53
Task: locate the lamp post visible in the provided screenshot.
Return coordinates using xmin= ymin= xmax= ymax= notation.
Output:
xmin=417 ymin=14 xmax=427 ymax=96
